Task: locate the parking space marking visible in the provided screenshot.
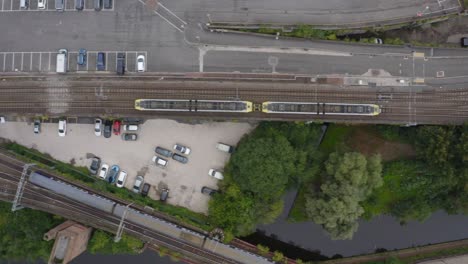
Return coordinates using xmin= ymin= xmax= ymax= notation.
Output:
xmin=20 ymin=52 xmax=23 ymax=71
xmin=10 ymin=0 xmax=12 ymax=11
xmin=11 ymin=54 xmax=14 ymax=71
xmin=39 ymin=53 xmax=42 ymax=71
xmin=2 ymin=54 xmax=5 ymax=72
xmin=105 ymin=52 xmax=108 ymax=71
xmin=48 ymin=52 xmax=51 ymax=71
xmin=1 ymin=0 xmax=4 ymax=11
xmin=30 ymin=53 xmax=33 ymax=71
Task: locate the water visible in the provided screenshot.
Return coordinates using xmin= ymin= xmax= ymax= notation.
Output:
xmin=254 ymin=190 xmax=468 ymax=258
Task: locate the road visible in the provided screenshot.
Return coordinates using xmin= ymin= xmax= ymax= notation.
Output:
xmin=0 ymin=74 xmax=467 ymax=125
xmin=0 ymin=149 xmax=273 ymax=264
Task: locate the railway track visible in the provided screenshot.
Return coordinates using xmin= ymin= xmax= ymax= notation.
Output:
xmin=0 ymin=77 xmax=467 ymax=124
xmin=0 ymin=153 xmax=246 ymax=264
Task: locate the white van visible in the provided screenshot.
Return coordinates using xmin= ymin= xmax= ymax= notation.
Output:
xmin=123 ymin=124 xmax=138 ymax=131
xmin=20 ymin=0 xmax=29 ymax=9
xmin=216 ymin=142 xmax=234 ymax=153
xmin=55 ymin=0 xmax=64 ymax=11
xmin=152 ymin=156 xmax=168 ymax=167
xmin=56 ymin=49 xmax=68 ymax=73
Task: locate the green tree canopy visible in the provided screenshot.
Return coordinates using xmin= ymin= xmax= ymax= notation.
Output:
xmin=305 ymin=152 xmax=383 ymax=240
xmin=228 ymin=132 xmax=296 ymax=200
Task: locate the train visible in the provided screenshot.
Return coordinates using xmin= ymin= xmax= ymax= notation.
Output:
xmin=134 ymin=99 xmax=381 ymax=116
xmin=262 ymin=102 xmax=382 ymax=116
xmin=28 ymin=172 xmax=272 ymax=264
xmin=134 ymin=99 xmax=253 ymax=113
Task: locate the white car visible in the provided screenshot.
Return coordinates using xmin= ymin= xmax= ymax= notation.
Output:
xmin=116 ymin=170 xmax=127 ymax=188
xmin=94 ymin=118 xmax=102 ymax=136
xmin=152 ymin=156 xmax=168 ymax=168
xmin=208 ymin=169 xmax=224 ymax=180
xmin=38 ymin=0 xmax=46 ymax=9
xmin=137 ymin=55 xmax=145 ymax=72
xmin=173 ymin=144 xmax=191 ymax=155
xmin=98 ymin=164 xmax=109 ymax=179
xmin=58 ymin=120 xmax=67 ymax=137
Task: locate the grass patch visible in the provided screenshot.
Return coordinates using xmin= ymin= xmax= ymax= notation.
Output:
xmin=287 ymin=184 xmax=309 ymax=222
xmin=3 ymin=143 xmax=211 ymax=231
xmin=319 ymin=124 xmax=354 ymax=154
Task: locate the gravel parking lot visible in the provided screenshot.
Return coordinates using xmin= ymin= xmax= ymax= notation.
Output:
xmin=0 ymin=119 xmax=254 ymax=213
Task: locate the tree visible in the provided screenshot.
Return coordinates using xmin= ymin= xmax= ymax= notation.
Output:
xmin=416 ymin=126 xmax=454 ymax=167
xmin=272 ymin=251 xmax=285 ymax=262
xmin=228 ymin=133 xmax=296 ymax=201
xmin=208 ymin=184 xmax=255 ymax=236
xmin=305 ymin=152 xmax=382 ymax=240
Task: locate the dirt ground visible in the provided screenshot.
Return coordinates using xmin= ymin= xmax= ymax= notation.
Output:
xmin=0 ymin=119 xmax=255 ymax=213
xmin=385 ymin=15 xmax=468 ymax=46
xmin=348 ymin=128 xmax=415 ymax=161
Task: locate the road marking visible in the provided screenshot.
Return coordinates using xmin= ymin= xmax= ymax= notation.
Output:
xmin=67 ymin=52 xmax=70 ymax=71
xmin=10 ymin=0 xmax=12 ymax=10
xmin=125 ymin=52 xmax=128 ymax=72
xmin=198 ymin=48 xmax=205 ymax=72
xmin=11 ymin=53 xmax=14 ymax=71
xmin=39 ymin=53 xmax=42 ymax=71
xmin=153 ymin=10 xmax=183 ymax=32
xmin=105 ymin=52 xmax=108 ymax=71
xmin=1 ymin=0 xmax=4 ymax=11
xmin=2 ymin=54 xmax=5 ymax=72
xmin=20 ymin=52 xmax=24 ymax=71
xmin=30 ymin=52 xmax=33 ymax=71
xmin=48 ymin=52 xmax=51 ymax=71
xmin=158 ymin=3 xmax=187 ymax=25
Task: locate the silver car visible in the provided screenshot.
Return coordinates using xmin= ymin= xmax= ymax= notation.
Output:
xmin=94 ymin=118 xmax=102 ymax=136
xmin=133 ymin=176 xmax=144 ymax=193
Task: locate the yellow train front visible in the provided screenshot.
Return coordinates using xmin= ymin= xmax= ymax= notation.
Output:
xmin=262 ymin=102 xmax=381 ymax=116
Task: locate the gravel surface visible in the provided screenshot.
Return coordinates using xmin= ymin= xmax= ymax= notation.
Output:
xmin=0 ymin=119 xmax=254 ymax=213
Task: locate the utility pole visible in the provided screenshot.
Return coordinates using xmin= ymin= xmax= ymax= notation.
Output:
xmin=11 ymin=163 xmax=35 ymax=212
xmin=114 ymin=203 xmax=133 ymax=242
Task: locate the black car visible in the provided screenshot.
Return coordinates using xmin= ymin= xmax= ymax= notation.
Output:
xmin=201 ymin=186 xmax=218 ymax=196
xmin=104 ymin=0 xmax=112 ymax=9
xmin=96 ymin=52 xmax=106 ymax=71
xmin=141 ymin=183 xmax=150 ymax=197
xmin=155 ymin=146 xmax=173 ymax=158
xmin=89 ymin=157 xmax=101 ymax=175
xmin=103 ymin=120 xmax=112 ymax=138
xmin=75 ymin=0 xmax=84 ymax=10
xmin=172 ymin=153 xmax=188 ymax=164
xmin=116 ymin=52 xmax=125 ymax=75
xmin=160 ymin=188 xmax=169 ymax=201
xmin=462 ymin=37 xmax=468 ymax=48
xmin=122 ymin=133 xmax=137 ymax=141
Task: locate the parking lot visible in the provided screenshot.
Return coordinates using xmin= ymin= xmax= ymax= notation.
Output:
xmin=0 ymin=51 xmax=147 ymax=73
xmin=0 ymin=119 xmax=254 ymax=213
xmin=0 ymin=0 xmax=115 ymax=12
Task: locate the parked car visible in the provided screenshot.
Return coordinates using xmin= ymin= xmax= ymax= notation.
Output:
xmin=94 ymin=0 xmax=102 ymax=11
xmin=96 ymin=52 xmax=105 ymax=70
xmin=98 ymin=163 xmax=109 ymax=179
xmin=208 ymin=169 xmax=224 ymax=180
xmin=103 ymin=120 xmax=112 ymax=138
xmin=116 ymin=170 xmax=127 ymax=188
xmin=104 ymin=0 xmax=112 ymax=9
xmin=173 ymin=144 xmax=191 ymax=155
xmin=38 ymin=0 xmax=46 ymax=9
xmin=77 ymin=48 xmax=87 ymax=65
xmin=152 ymin=156 xmax=168 ymax=168
xmin=172 ymin=153 xmax=188 ymax=164
xmin=107 ymin=165 xmax=120 ymax=184
xmin=160 ymin=188 xmax=169 ymax=201
xmin=216 ymin=143 xmax=234 ymax=153
xmin=33 ymin=119 xmax=41 ymax=134
xmin=133 ymin=176 xmax=144 ymax=193
xmin=75 ymin=0 xmax=84 ymax=10
xmin=155 ymin=146 xmax=172 ymax=158
xmin=94 ymin=118 xmax=102 ymax=136
xmin=122 ymin=133 xmax=137 ymax=141
xmin=137 ymin=55 xmax=145 ymax=72
xmin=141 ymin=183 xmax=150 ymax=197
xmin=461 ymin=37 xmax=468 ymax=48
xmin=89 ymin=157 xmax=101 ymax=175
xmin=58 ymin=119 xmax=66 ymax=137
xmin=116 ymin=52 xmax=125 ymax=75
xmin=374 ymin=38 xmax=383 ymax=44
xmin=113 ymin=120 xmax=121 ymax=135
xmin=0 ymin=116 xmax=4 ymax=123
xmin=201 ymin=186 xmax=218 ymax=196
xmin=123 ymin=124 xmax=138 ymax=131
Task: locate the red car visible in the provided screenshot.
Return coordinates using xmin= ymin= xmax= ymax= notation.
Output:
xmin=113 ymin=120 xmax=121 ymax=135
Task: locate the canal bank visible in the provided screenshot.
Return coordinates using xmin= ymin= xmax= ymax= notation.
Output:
xmin=242 ymin=189 xmax=468 ymax=260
